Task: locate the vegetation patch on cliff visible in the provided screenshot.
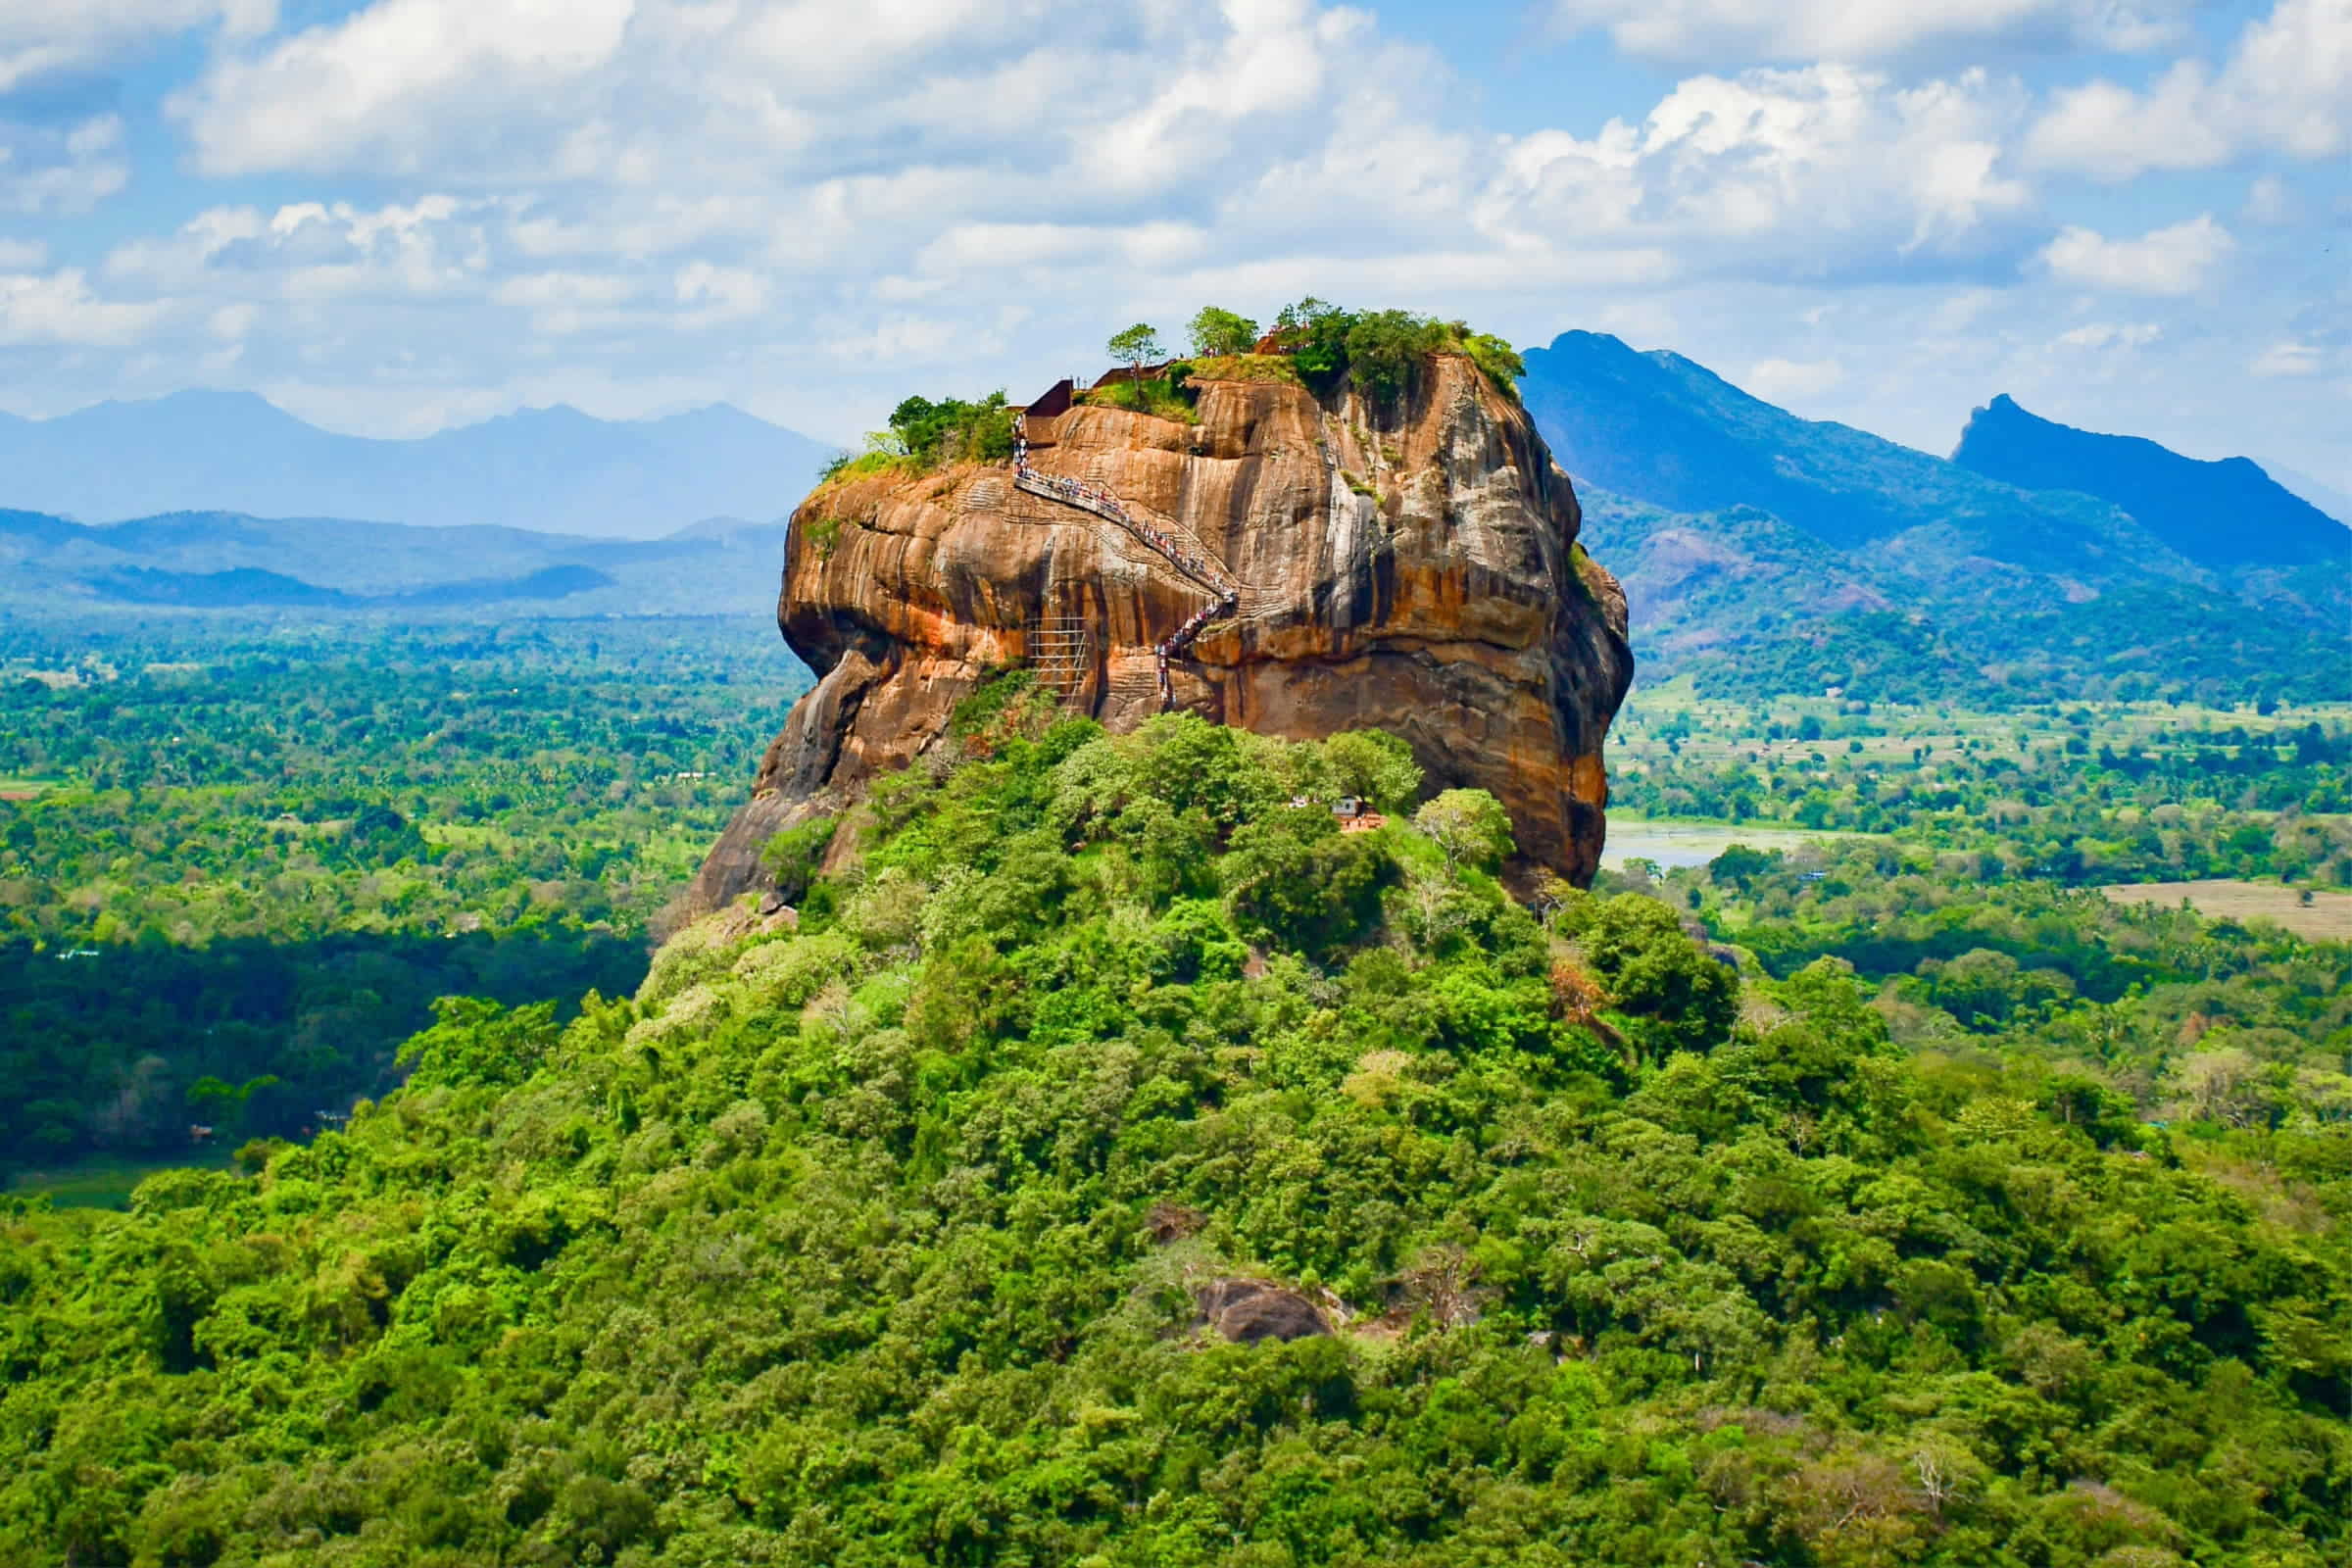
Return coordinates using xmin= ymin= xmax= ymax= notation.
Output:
xmin=797 ymin=514 xmax=844 ymax=559
xmin=1075 ymin=368 xmax=1200 ymax=423
xmin=812 ymin=302 xmax=1529 ymax=500
xmin=818 ymin=391 xmax=1018 ymax=487
xmin=1181 ymin=352 xmax=1305 ymax=387
xmin=1250 ymin=298 xmax=1526 ymax=402
xmin=1137 ymin=301 xmax=1531 ymax=407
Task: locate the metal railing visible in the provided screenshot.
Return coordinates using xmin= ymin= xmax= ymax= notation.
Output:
xmin=1011 ymin=414 xmax=1239 ymax=705
xmin=1024 ymin=616 xmax=1091 ymax=697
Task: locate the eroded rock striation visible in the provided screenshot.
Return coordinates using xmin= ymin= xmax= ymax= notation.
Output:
xmin=687 ymin=353 xmax=1631 ymax=912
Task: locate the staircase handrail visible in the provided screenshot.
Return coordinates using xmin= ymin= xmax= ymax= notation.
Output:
xmin=1008 ymin=465 xmax=1233 ymax=594
xmin=1013 ymin=413 xmax=1239 ymax=705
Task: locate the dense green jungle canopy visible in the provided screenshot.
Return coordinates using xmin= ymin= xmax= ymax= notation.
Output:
xmin=3 ymin=677 xmax=2347 ymax=1568
xmin=1610 ymin=706 xmax=2352 ymax=888
xmin=0 ymin=616 xmax=808 ymax=1173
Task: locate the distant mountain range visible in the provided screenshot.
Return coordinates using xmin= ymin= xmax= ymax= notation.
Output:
xmin=1522 ymin=330 xmax=2347 ymax=704
xmin=0 ymin=391 xmax=835 ymax=539
xmin=0 ymin=508 xmax=792 ymax=618
xmin=6 ymin=349 xmax=2343 ymax=706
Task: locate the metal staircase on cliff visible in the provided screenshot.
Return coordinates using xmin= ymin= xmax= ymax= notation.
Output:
xmin=1013 ymin=415 xmax=1241 ymax=707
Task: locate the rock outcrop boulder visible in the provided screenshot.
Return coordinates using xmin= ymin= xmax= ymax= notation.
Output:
xmin=687 ymin=353 xmax=1631 ymax=913
xmin=1194 ymin=1279 xmax=1331 ymax=1345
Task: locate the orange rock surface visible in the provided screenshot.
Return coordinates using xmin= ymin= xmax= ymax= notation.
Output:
xmin=687 ymin=354 xmax=1632 ymax=911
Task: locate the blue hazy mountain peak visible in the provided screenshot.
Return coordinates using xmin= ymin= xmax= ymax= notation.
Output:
xmin=0 ymin=389 xmax=835 ymax=538
xmin=2259 ymin=460 xmax=2352 ymax=526
xmin=646 ymin=401 xmax=766 ymax=426
xmin=1517 ymin=328 xmax=2137 ymax=567
xmin=1952 ymin=394 xmax=2345 ymax=568
xmin=51 ymin=387 xmax=319 ymax=439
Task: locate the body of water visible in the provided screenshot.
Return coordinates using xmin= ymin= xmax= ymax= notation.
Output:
xmin=1601 ymin=817 xmax=1859 ymax=870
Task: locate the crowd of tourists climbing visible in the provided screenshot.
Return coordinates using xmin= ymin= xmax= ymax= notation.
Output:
xmin=1012 ymin=415 xmax=1240 ymax=702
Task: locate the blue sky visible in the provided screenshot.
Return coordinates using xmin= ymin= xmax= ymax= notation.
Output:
xmin=1 ymin=0 xmax=2345 ymax=490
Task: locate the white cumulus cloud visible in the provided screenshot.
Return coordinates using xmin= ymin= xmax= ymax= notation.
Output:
xmin=108 ymin=195 xmax=486 ymax=293
xmin=0 ymin=115 xmax=131 ymax=216
xmin=2241 ymin=173 xmax=2295 ymax=223
xmin=0 ymin=0 xmax=273 ymax=92
xmin=2053 ymin=320 xmax=2162 ymax=349
xmin=1544 ymin=0 xmax=2194 ymax=65
xmin=208 ymin=302 xmax=259 ymax=340
xmin=2250 ymin=341 xmax=2325 ymax=375
xmin=0 ymin=269 xmax=168 ymax=345
xmin=173 ymin=0 xmax=636 ymax=175
xmin=1743 ymin=356 xmax=1845 ymax=403
xmin=674 ymin=262 xmax=767 ymax=324
xmin=2026 ymin=0 xmax=2352 ymax=178
xmin=2038 ymin=215 xmax=2233 ymax=295
xmin=1479 ymin=66 xmax=2033 ymax=280
xmin=7 ymin=0 xmax=2336 ymax=492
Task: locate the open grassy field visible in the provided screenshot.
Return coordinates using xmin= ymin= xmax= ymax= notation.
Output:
xmin=2101 ymin=879 xmax=2352 ymax=942
xmin=1597 ymin=679 xmax=2352 ymax=902
xmin=5 ymin=1152 xmax=230 ymax=1209
xmin=1612 ymin=676 xmax=2352 ymax=774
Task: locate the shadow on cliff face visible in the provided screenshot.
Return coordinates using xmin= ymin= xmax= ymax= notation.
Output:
xmin=0 ymin=928 xmax=646 ymax=1180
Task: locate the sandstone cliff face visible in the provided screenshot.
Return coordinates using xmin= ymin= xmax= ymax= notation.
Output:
xmin=687 ymin=354 xmax=1632 ymax=912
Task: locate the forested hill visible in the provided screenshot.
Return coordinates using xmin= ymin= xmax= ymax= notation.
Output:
xmin=1952 ymin=394 xmax=2348 ymax=568
xmin=1522 ymin=331 xmax=2350 ymax=705
xmin=1571 ymin=482 xmax=2349 ymax=707
xmin=1520 ymin=329 xmax=2161 ymax=566
xmin=3 ymin=677 xmax=2345 ymax=1566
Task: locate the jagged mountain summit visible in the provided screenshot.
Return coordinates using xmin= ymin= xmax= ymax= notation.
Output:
xmin=1520 ymin=329 xmax=2349 ymax=705
xmin=1518 ymin=330 xmax=2169 ymax=574
xmin=0 ymin=390 xmax=832 ymax=538
xmin=1952 ymin=394 xmax=2349 ymax=568
xmin=689 ymin=346 xmax=1632 ymax=910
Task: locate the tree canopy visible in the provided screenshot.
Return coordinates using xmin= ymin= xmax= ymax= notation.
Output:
xmin=1186 ymin=307 xmax=1259 ymax=357
xmin=1166 ymin=301 xmax=1527 ymax=400
xmin=1259 ymin=298 xmax=1525 ymax=399
xmin=1 ymin=677 xmax=2345 ymax=1567
xmin=1106 ymin=322 xmax=1164 ymax=375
